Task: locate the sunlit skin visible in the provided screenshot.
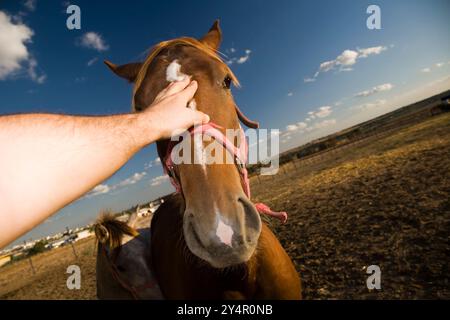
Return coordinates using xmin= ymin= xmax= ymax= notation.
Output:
xmin=0 ymin=78 xmax=209 ymax=248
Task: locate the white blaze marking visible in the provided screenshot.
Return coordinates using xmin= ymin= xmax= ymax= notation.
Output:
xmin=166 ymin=59 xmax=187 ymax=82
xmin=216 ymin=218 xmax=233 ymax=247
xmin=166 ymin=60 xmax=207 ymax=175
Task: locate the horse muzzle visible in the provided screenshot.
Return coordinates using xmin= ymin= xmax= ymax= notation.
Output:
xmin=183 ymin=195 xmax=261 ymax=269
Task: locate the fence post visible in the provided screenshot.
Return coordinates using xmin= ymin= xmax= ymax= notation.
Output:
xmin=28 ymin=257 xmax=36 ymax=275
xmin=70 ymin=242 xmax=78 ymax=259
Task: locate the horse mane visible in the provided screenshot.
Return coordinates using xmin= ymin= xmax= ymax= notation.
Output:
xmin=132 ymin=37 xmax=240 ymax=108
xmin=94 ymin=212 xmax=139 ymax=249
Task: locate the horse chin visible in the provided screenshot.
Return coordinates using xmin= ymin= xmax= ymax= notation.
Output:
xmin=183 ymin=220 xmax=256 ymax=269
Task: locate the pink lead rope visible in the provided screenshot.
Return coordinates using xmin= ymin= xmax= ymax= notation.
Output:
xmin=162 ymin=123 xmax=288 ymax=224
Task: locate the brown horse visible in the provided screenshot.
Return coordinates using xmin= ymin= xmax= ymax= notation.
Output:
xmin=103 ymin=21 xmax=301 ymax=299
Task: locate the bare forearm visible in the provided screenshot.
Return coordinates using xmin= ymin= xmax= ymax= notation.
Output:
xmin=0 ymin=113 xmax=156 ymax=248
xmin=0 ymin=77 xmax=205 ymax=248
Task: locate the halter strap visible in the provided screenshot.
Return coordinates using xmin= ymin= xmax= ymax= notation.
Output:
xmin=162 ymin=122 xmax=287 ymax=223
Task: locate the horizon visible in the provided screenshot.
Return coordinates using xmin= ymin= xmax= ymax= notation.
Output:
xmin=1 ymin=0 xmax=449 ymax=248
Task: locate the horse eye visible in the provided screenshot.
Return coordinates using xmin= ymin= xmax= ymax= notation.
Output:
xmin=223 ymin=75 xmax=232 ymax=89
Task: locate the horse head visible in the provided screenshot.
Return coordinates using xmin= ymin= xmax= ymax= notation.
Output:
xmin=104 ymin=21 xmax=262 ymax=269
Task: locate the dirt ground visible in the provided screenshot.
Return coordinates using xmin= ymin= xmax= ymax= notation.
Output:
xmin=252 ymin=112 xmax=450 ymax=299
xmin=1 ymin=112 xmax=449 ymax=299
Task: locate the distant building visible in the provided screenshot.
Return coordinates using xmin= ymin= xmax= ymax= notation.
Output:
xmin=137 ymin=207 xmax=156 ymax=217
xmin=75 ymin=230 xmax=93 ymax=241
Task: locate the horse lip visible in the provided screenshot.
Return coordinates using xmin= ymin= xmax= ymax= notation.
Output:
xmin=187 ymin=220 xmax=206 ymax=251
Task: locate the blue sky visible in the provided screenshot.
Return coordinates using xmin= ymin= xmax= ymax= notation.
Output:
xmin=1 ymin=0 xmax=449 ymax=247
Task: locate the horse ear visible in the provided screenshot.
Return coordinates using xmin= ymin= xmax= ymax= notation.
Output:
xmin=104 ymin=60 xmax=142 ymax=83
xmin=200 ymin=20 xmax=222 ymax=50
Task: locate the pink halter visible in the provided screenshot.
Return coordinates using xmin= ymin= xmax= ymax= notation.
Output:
xmin=162 ymin=122 xmax=288 ymax=223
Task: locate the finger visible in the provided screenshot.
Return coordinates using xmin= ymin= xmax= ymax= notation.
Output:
xmin=177 ymin=80 xmax=198 ymax=102
xmin=164 ymin=77 xmax=191 ymax=97
xmin=154 ymin=80 xmax=179 ymax=101
xmin=192 ymin=111 xmax=210 ymax=124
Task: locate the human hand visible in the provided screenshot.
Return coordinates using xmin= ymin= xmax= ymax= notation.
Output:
xmin=143 ymin=77 xmax=210 ymax=140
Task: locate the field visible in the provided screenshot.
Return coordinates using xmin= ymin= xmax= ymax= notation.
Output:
xmin=1 ymin=112 xmax=449 ymax=299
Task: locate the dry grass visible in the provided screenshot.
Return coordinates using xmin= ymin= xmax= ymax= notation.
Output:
xmin=0 ymin=238 xmax=97 ymax=299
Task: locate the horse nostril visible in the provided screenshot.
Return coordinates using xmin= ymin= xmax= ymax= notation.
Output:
xmin=238 ymin=196 xmax=262 ymax=241
xmin=234 ymin=235 xmax=245 ymax=246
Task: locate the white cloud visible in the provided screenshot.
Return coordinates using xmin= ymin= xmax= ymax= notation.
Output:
xmin=27 ymin=57 xmax=46 ymax=83
xmin=24 ymin=0 xmax=36 ymax=11
xmin=236 ymin=50 xmax=251 ymax=64
xmin=79 ymin=32 xmax=109 ymax=51
xmin=151 ymin=175 xmax=169 ymax=186
xmin=87 ymin=57 xmax=98 ymax=66
xmin=357 ymin=46 xmax=387 ymax=58
xmin=143 ymin=157 xmax=161 ymax=170
xmin=304 ymin=77 xmax=316 ymax=83
xmin=281 ymin=118 xmax=337 ymax=143
xmin=305 ymin=45 xmax=387 ymax=82
xmin=421 ymin=61 xmax=449 ymax=73
xmin=86 ymin=184 xmax=110 ymax=198
xmin=0 ymin=12 xmax=45 ymax=83
xmin=226 ymin=49 xmax=251 ymax=65
xmin=117 ymin=171 xmax=146 ymax=188
xmin=236 ymin=56 xmax=249 ymax=64
xmin=354 ymin=83 xmax=394 ymax=97
xmin=0 ymin=11 xmax=32 ymax=79
xmin=335 ymin=49 xmax=359 ymax=67
xmin=315 ymin=106 xmax=332 ymax=118
xmin=308 ymin=106 xmax=333 ymax=119
xmin=287 ymin=92 xmax=293 ymax=97
xmin=314 ymin=119 xmax=337 ymax=129
xmin=285 ymin=121 xmax=308 ymax=133
xmin=297 ymin=122 xmax=308 ymax=129
xmin=354 ymin=99 xmax=387 ymax=111
xmin=84 ymin=171 xmax=149 ymax=198
xmin=144 ymin=161 xmax=153 ymax=170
